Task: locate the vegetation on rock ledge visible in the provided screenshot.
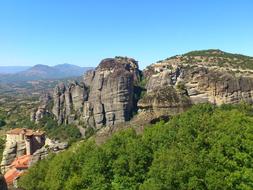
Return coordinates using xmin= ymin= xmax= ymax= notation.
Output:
xmin=162 ymin=49 xmax=253 ymax=70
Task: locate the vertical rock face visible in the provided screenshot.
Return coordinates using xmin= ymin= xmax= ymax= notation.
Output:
xmin=82 ymin=57 xmax=140 ymax=128
xmin=30 ymin=51 xmax=253 ymax=130
xmin=52 ymin=81 xmax=88 ymax=125
xmin=182 ymin=67 xmax=253 ymax=105
xmin=138 ymin=67 xmax=191 ymax=116
xmin=48 ymin=57 xmax=141 ymax=129
xmin=139 ymin=51 xmax=253 ymax=116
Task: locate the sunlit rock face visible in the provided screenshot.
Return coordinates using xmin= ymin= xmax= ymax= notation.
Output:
xmin=30 ymin=93 xmax=51 ymax=123
xmin=52 ymin=81 xmax=88 ymax=125
xmin=82 ymin=57 xmax=141 ymax=128
xmin=38 ymin=57 xmax=141 ymax=129
xmin=140 ymin=51 xmax=253 ymax=115
xmin=33 ymin=50 xmax=253 ymax=130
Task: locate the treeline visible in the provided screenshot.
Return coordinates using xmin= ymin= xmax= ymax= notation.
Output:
xmin=19 ymin=103 xmax=253 ymax=190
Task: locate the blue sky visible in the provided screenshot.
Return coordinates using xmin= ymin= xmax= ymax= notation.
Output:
xmin=0 ymin=0 xmax=252 ymax=69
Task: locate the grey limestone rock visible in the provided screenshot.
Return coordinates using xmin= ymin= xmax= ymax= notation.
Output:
xmin=52 ymin=81 xmax=88 ymax=125
xmin=30 ymin=139 xmax=68 ymax=165
xmin=82 ymin=57 xmax=140 ymax=128
xmin=140 ymin=61 xmax=253 ymax=116
xmin=46 ymin=57 xmax=141 ymax=130
xmin=31 ymin=93 xmax=51 ymax=123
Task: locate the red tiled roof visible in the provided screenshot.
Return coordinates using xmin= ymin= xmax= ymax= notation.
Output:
xmin=11 ymin=155 xmax=31 ymax=169
xmin=4 ymin=168 xmax=21 ymax=185
xmin=6 ymin=128 xmax=45 ymax=136
xmin=4 ymin=155 xmax=32 ymax=185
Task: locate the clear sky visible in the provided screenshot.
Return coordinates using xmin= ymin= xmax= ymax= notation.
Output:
xmin=0 ymin=0 xmax=252 ymax=69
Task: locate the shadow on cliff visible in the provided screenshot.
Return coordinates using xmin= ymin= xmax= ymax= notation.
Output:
xmin=133 ymin=85 xmax=146 ymax=116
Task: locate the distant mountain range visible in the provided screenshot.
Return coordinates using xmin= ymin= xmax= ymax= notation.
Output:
xmin=0 ymin=64 xmax=93 ymax=82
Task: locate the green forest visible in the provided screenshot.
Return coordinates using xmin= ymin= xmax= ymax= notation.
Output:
xmin=19 ymin=103 xmax=253 ymax=190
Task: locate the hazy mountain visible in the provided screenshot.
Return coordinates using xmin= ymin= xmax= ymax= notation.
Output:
xmin=0 ymin=64 xmax=93 ymax=82
xmin=0 ymin=66 xmax=31 ymax=74
xmin=53 ymin=63 xmax=91 ymax=77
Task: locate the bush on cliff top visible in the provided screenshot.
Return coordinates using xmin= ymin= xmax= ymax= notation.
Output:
xmin=19 ymin=103 xmax=253 ymax=190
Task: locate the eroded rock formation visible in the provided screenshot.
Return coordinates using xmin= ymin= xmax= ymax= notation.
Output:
xmin=82 ymin=57 xmax=140 ymax=128
xmin=140 ymin=51 xmax=253 ymax=116
xmin=37 ymin=57 xmax=141 ymax=130
xmin=30 ymin=139 xmax=68 ymax=165
xmin=52 ymin=81 xmax=88 ymax=125
xmin=31 ymin=93 xmax=51 ymax=123
xmin=32 ymin=51 xmax=253 ymax=131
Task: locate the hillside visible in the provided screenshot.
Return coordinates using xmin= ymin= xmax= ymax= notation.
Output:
xmin=29 ymin=51 xmax=253 ymax=137
xmin=155 ymin=49 xmax=253 ymax=71
xmin=1 ymin=51 xmax=253 ymax=189
xmin=185 ymin=49 xmax=253 ymax=70
xmin=18 ymin=103 xmax=253 ymax=190
xmin=139 ymin=50 xmax=253 ymax=120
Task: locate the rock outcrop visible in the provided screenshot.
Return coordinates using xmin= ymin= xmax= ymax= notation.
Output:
xmin=182 ymin=67 xmax=253 ymax=105
xmin=40 ymin=57 xmax=141 ymax=130
xmin=52 ymin=81 xmax=88 ymax=125
xmin=81 ymin=57 xmax=140 ymax=128
xmin=31 ymin=93 xmax=51 ymax=123
xmin=1 ymin=141 xmax=26 ymax=173
xmin=139 ymin=50 xmax=253 ymax=115
xmin=30 ymin=139 xmax=68 ymax=165
xmin=32 ymin=51 xmax=253 ymax=131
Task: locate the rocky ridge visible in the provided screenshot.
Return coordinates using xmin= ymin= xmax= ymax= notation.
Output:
xmin=139 ymin=50 xmax=253 ymax=116
xmin=32 ymin=50 xmax=253 ymax=133
xmin=32 ymin=57 xmax=141 ymax=132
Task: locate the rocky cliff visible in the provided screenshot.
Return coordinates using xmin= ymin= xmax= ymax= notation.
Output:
xmin=52 ymin=81 xmax=88 ymax=125
xmin=31 ymin=93 xmax=51 ymax=123
xmin=32 ymin=57 xmax=141 ymax=131
xmin=81 ymin=57 xmax=140 ymax=128
xmin=139 ymin=50 xmax=253 ymax=116
xmin=32 ymin=50 xmax=253 ymax=131
xmin=1 ymin=140 xmax=26 ymax=173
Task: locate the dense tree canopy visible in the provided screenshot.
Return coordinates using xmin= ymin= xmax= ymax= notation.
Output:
xmin=38 ymin=116 xmax=82 ymax=144
xmin=0 ymin=119 xmax=5 ymax=128
xmin=19 ymin=104 xmax=253 ymax=190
